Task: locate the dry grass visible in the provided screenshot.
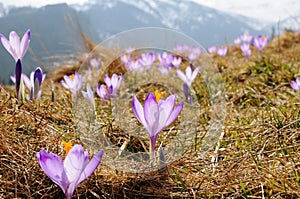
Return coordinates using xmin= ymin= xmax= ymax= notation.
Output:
xmin=1 ymin=31 xmax=300 ymax=198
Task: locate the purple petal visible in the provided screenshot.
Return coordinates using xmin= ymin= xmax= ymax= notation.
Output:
xmin=156 ymin=95 xmax=176 ymax=132
xmin=36 ymin=150 xmax=68 ymax=193
xmin=64 ymin=145 xmax=89 ymax=184
xmin=0 ymin=34 xmax=16 ymax=61
xmin=165 ymin=100 xmax=184 ymax=127
xmin=177 ymin=69 xmax=188 ymax=85
xmin=104 ymin=74 xmax=111 ymax=87
xmin=9 ymin=31 xmax=20 ymax=61
xmin=20 ymin=29 xmax=30 ymax=59
xmin=34 ymin=67 xmax=43 ymax=86
xmin=77 ymin=149 xmax=104 ymax=185
xmin=22 ymin=73 xmax=31 ymax=90
xmin=144 ymin=93 xmax=159 ymax=136
xmin=132 ymin=95 xmax=147 ymax=128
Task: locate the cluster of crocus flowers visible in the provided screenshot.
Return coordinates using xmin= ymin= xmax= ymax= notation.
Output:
xmin=173 ymin=45 xmax=201 ymax=63
xmin=96 ymin=74 xmax=123 ymax=102
xmin=0 ymin=29 xmax=30 ymax=99
xmin=291 ymin=77 xmax=300 ymax=92
xmin=61 ymin=72 xmax=83 ymax=100
xmin=132 ymin=92 xmax=183 ymax=160
xmin=253 ymin=35 xmax=268 ymax=53
xmin=36 ymin=144 xmax=104 ymax=199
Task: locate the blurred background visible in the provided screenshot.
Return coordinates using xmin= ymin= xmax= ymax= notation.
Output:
xmin=0 ymin=0 xmax=299 ymax=84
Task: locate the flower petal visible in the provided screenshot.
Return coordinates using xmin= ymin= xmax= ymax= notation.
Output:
xmin=77 ymin=149 xmax=104 ymax=185
xmin=156 ymin=95 xmax=176 ymax=133
xmin=177 ymin=69 xmax=188 ymax=85
xmin=20 ymin=29 xmax=30 ymax=59
xmin=36 ymin=150 xmax=68 ymax=193
xmin=165 ymin=100 xmax=184 ymax=127
xmin=132 ymin=95 xmax=147 ymax=128
xmin=64 ymin=145 xmax=89 ymax=185
xmin=144 ymin=93 xmax=159 ymax=136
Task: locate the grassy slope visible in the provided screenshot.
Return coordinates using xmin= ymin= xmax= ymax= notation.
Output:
xmin=0 ymin=31 xmax=300 ymax=198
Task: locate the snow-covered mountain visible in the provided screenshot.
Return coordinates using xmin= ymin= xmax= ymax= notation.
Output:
xmin=0 ymin=0 xmax=273 ymax=83
xmin=77 ymin=0 xmax=266 ymax=47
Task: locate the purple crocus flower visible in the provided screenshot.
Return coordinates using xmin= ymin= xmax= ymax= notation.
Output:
xmin=132 ymin=93 xmax=183 ymax=157
xmin=22 ymin=67 xmax=46 ymax=100
xmin=104 ymin=74 xmax=123 ymax=97
xmin=125 ymin=58 xmax=143 ymax=72
xmin=217 ymin=47 xmax=228 ymax=57
xmin=240 ymin=32 xmax=252 ymax=44
xmin=188 ymin=47 xmax=201 ymax=62
xmin=36 ymin=145 xmax=104 ymax=199
xmin=157 ymin=52 xmax=174 ymax=68
xmin=81 ymin=83 xmax=95 ymax=109
xmin=90 ymin=58 xmax=101 ymax=69
xmin=291 ymin=77 xmax=300 ymax=92
xmin=61 ymin=72 xmax=83 ymax=100
xmin=96 ymin=74 xmax=123 ymax=101
xmin=240 ymin=43 xmax=252 ymax=60
xmin=96 ymin=84 xmax=110 ymax=101
xmin=0 ymin=29 xmax=30 ymax=62
xmin=234 ymin=37 xmax=241 ymax=45
xmin=172 ymin=56 xmax=182 ymax=68
xmin=253 ymin=35 xmax=268 ymax=53
xmin=139 ymin=52 xmax=156 ymax=68
xmin=176 ymin=66 xmax=200 ymax=87
xmin=208 ymin=46 xmax=217 ymax=53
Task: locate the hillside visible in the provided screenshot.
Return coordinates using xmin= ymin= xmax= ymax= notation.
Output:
xmin=1 ymin=30 xmax=300 ymax=198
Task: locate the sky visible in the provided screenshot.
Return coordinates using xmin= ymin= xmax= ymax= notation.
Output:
xmin=1 ymin=0 xmax=300 ymax=23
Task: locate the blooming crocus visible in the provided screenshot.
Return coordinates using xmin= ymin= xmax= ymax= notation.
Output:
xmin=125 ymin=58 xmax=143 ymax=72
xmin=208 ymin=46 xmax=217 ymax=53
xmin=132 ymin=93 xmax=183 ymax=159
xmin=217 ymin=47 xmax=228 ymax=57
xmin=103 ymin=74 xmax=123 ymax=97
xmin=81 ymin=83 xmax=95 ymax=110
xmin=291 ymin=77 xmax=300 ymax=92
xmin=188 ymin=47 xmax=201 ymax=62
xmin=176 ymin=66 xmax=200 ymax=87
xmin=240 ymin=32 xmax=252 ymax=44
xmin=0 ymin=29 xmax=30 ymax=62
xmin=36 ymin=145 xmax=104 ymax=199
xmin=90 ymin=58 xmax=101 ymax=69
xmin=234 ymin=37 xmax=241 ymax=45
xmin=172 ymin=56 xmax=182 ymax=68
xmin=140 ymin=52 xmax=156 ymax=68
xmin=253 ymin=35 xmax=268 ymax=53
xmin=96 ymin=84 xmax=110 ymax=101
xmin=61 ymin=72 xmax=83 ymax=100
xmin=240 ymin=43 xmax=252 ymax=60
xmin=22 ymin=67 xmax=46 ymax=100
xmin=157 ymin=52 xmax=174 ymax=68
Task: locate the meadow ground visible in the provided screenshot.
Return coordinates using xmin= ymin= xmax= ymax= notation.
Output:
xmin=1 ymin=31 xmax=300 ymax=198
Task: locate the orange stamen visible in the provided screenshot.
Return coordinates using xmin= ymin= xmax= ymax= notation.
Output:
xmin=62 ymin=141 xmax=72 ymax=154
xmin=154 ymin=90 xmax=165 ymax=102
xmin=69 ymin=74 xmax=75 ymax=80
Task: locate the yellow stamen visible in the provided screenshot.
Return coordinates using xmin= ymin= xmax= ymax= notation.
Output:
xmin=154 ymin=90 xmax=165 ymax=102
xmin=261 ymin=35 xmax=266 ymax=40
xmin=62 ymin=141 xmax=72 ymax=154
xmin=69 ymin=74 xmax=75 ymax=80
